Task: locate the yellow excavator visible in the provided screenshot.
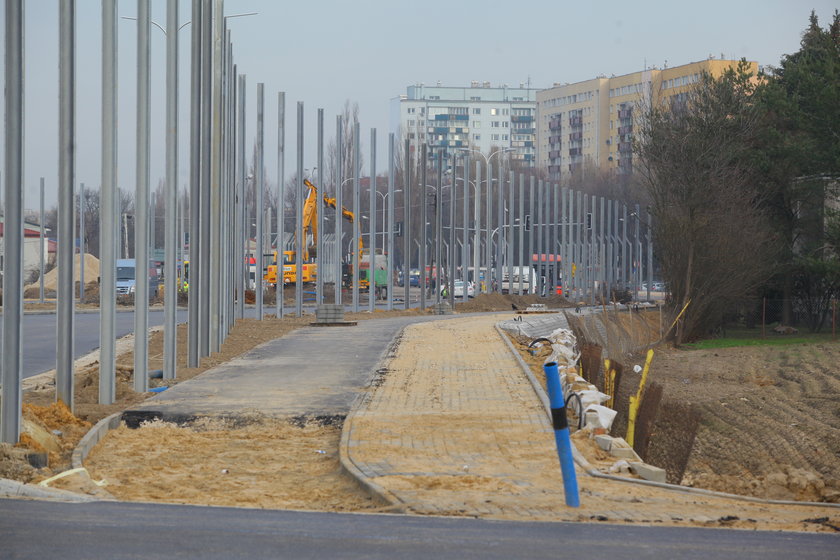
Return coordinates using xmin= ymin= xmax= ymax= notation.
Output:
xmin=264 ymin=178 xmax=364 ymax=287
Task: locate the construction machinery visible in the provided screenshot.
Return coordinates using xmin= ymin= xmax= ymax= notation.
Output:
xmin=264 ymin=178 xmax=362 ymax=287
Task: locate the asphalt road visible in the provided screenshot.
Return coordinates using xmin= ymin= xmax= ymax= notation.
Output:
xmin=2 ymin=499 xmax=837 ymax=560
xmin=18 ymin=309 xmax=190 ymax=379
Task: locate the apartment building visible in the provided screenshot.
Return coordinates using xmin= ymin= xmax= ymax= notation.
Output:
xmin=537 ymin=58 xmax=758 ymax=182
xmin=390 ymin=83 xmax=538 ymax=165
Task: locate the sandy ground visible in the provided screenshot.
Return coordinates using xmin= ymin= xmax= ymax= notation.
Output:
xmin=345 ymin=315 xmax=840 ymax=532
xmin=83 ymin=417 xmax=386 ymax=512
xmin=5 ymin=294 xmax=840 ymax=532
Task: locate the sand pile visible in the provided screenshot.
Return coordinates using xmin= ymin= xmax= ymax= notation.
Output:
xmin=26 ymin=253 xmax=100 ymax=292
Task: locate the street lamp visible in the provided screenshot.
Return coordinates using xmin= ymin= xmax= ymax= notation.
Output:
xmin=458 ymin=147 xmax=514 ymax=293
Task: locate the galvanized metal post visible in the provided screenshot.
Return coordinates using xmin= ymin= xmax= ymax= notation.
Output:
xmin=199 ymin=0 xmax=212 ymax=356
xmin=528 ymin=176 xmax=534 ymax=296
xmin=209 ymin=0 xmax=223 ymax=351
xmin=485 ymin=160 xmax=492 ymax=294
xmin=368 ymin=129 xmax=376 ymax=312
xmin=403 ymin=138 xmax=411 ymax=309
xmin=295 ymin=101 xmax=304 ymax=317
xmin=163 ymin=0 xmax=178 ymax=380
xmin=79 ymin=183 xmax=85 ymax=301
xmin=335 ymin=116 xmax=343 ymax=306
xmin=39 ymin=178 xmax=45 ymax=303
xmin=315 ymin=108 xmax=324 ymax=306
xmin=473 ymin=162 xmax=481 ymax=291
xmin=507 ymin=170 xmax=513 ymax=298
xmin=647 ymin=208 xmax=653 ymax=301
xmin=56 ymin=0 xmax=77 ymax=410
xmin=235 ymin=74 xmax=245 ymax=319
xmin=552 ymin=183 xmax=559 ymax=294
xmin=447 ymin=152 xmax=455 ymax=307
xmin=495 ymin=164 xmax=504 ymax=294
xmin=100 ymin=0 xmax=118 ymax=402
xmin=535 ymin=179 xmax=545 ymax=297
xmin=2 ymin=0 xmax=24 ymax=443
xmin=561 ymin=187 xmax=568 ymax=296
xmin=518 ymin=173 xmax=524 ymax=295
xmin=461 ymin=153 xmax=469 ymax=302
xmin=435 ymin=153 xmax=442 ymax=304
xmin=351 ymin=122 xmax=360 ymax=313
xmin=255 ymin=83 xmax=265 ymax=319
xmin=276 ymin=92 xmax=285 ymax=317
xmin=188 ymin=0 xmax=202 ymax=366
xmin=419 ymin=144 xmax=427 ymax=310
xmin=387 ymin=133 xmax=396 ymax=310
xmin=134 ymin=0 xmax=151 ymax=393
xmin=635 ymin=203 xmax=641 ymax=300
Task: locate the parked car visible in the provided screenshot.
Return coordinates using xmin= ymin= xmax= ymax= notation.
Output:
xmin=409 ymin=269 xmax=420 ymax=287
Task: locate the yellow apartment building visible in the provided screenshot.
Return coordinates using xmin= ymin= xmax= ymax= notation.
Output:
xmin=537 ymin=58 xmax=758 ymax=182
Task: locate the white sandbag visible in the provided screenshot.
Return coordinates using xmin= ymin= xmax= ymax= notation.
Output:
xmin=583 ymin=404 xmax=617 ymax=431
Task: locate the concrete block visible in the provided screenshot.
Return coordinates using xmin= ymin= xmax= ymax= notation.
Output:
xmin=629 ymin=461 xmax=667 ymax=483
xmin=595 ymin=434 xmax=613 ymax=451
xmin=608 ymin=437 xmax=641 ymax=461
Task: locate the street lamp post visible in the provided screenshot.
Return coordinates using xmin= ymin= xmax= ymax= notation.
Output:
xmin=459 ymin=147 xmax=513 ymax=293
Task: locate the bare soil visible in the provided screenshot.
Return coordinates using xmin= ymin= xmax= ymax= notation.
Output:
xmin=4 ymin=294 xmax=840 ymax=528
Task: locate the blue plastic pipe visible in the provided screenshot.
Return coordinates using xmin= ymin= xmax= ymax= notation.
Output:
xmin=543 ymin=361 xmax=580 ymax=507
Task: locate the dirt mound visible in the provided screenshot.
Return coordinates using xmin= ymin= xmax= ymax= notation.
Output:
xmin=26 ymin=253 xmax=100 ymax=292
xmin=455 ymin=292 xmax=572 ymax=313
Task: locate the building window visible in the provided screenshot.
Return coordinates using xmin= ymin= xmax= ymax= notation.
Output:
xmin=502 ymin=121 xmax=508 ymax=127
xmin=472 ymin=108 xmax=481 ymax=115
xmin=490 ymin=108 xmax=498 ymax=116
xmin=470 ymin=96 xmax=481 ymax=101
xmin=491 ymin=134 xmax=500 ymax=141
xmin=491 ymin=121 xmax=500 ymax=128
xmin=407 ymin=120 xmax=415 ymax=127
xmin=473 ymin=134 xmax=481 ymax=141
xmin=502 ymin=108 xmax=509 ymax=115
xmin=472 ymin=121 xmax=481 ymax=128
xmin=502 ymin=134 xmax=508 ymax=141
xmin=407 ymin=107 xmax=415 ymax=114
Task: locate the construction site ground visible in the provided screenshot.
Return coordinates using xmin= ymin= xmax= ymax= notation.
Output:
xmin=2 ymin=293 xmax=839 ymax=533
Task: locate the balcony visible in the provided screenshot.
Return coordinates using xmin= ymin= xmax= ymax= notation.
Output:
xmin=549 ymin=118 xmax=562 ymax=130
xmin=549 ymin=134 xmax=562 ymax=145
xmin=549 ymin=150 xmax=562 ymax=159
xmin=514 ymin=127 xmax=535 ymax=134
xmin=618 ymin=142 xmax=632 ymax=153
xmin=568 ymin=116 xmax=582 ymax=127
xmin=618 ymin=126 xmax=632 ymax=136
xmin=617 ymin=109 xmax=632 ymax=119
xmin=511 ymin=115 xmax=534 ymax=122
xmin=569 ymin=147 xmax=582 ymax=156
xmin=548 ymin=165 xmax=562 ymax=175
xmin=569 ymin=131 xmax=582 ymax=141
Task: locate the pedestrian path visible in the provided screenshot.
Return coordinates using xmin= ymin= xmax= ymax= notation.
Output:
xmin=341 ymin=312 xmax=840 ymax=528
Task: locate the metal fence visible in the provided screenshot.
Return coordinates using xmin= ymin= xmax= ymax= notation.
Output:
xmin=718 ymin=297 xmax=839 ymax=334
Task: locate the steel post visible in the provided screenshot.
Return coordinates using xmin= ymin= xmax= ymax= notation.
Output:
xmin=39 ymin=178 xmax=45 ymax=303
xmin=276 ymin=92 xmax=285 ymax=317
xmin=188 ymin=0 xmax=202 ymax=366
xmin=351 ymin=122 xmax=360 ymax=313
xmin=255 ymin=83 xmax=265 ymax=319
xmin=335 ymin=116 xmax=343 ymax=306
xmin=295 ymin=101 xmax=304 ymax=317
xmin=368 ymin=129 xmax=376 ymax=312
xmin=100 ymin=0 xmax=118 ymax=401
xmin=163 ymin=0 xmax=178 ymax=380
xmin=419 ymin=144 xmax=427 ymax=310
xmin=387 ymin=133 xmax=396 ymax=310
xmin=403 ymin=138 xmax=411 ymax=309
xmin=315 ymin=108 xmax=324 ymax=306
xmin=518 ymin=173 xmax=524 ymax=295
xmin=79 ymin=184 xmax=85 ymax=301
xmin=199 ymin=0 xmax=211 ymax=356
xmin=2 ymin=0 xmax=24 ymax=443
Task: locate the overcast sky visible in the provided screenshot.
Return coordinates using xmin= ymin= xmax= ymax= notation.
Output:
xmin=2 ymin=0 xmax=837 ymax=209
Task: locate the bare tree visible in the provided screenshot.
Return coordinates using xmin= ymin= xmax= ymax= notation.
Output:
xmin=635 ymin=64 xmax=777 ymax=343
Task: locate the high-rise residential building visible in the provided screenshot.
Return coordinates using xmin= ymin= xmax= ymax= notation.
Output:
xmin=536 ymin=58 xmax=758 ymax=182
xmin=390 ymin=82 xmax=539 ymax=165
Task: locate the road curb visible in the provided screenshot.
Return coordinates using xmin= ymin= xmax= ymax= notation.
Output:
xmin=0 ymin=477 xmax=99 ymax=502
xmin=338 ymin=326 xmax=412 ymax=512
xmin=496 ymin=319 xmax=840 ymax=510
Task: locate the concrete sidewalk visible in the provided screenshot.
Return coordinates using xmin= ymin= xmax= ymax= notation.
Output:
xmin=121 ymin=315 xmax=453 ymax=426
